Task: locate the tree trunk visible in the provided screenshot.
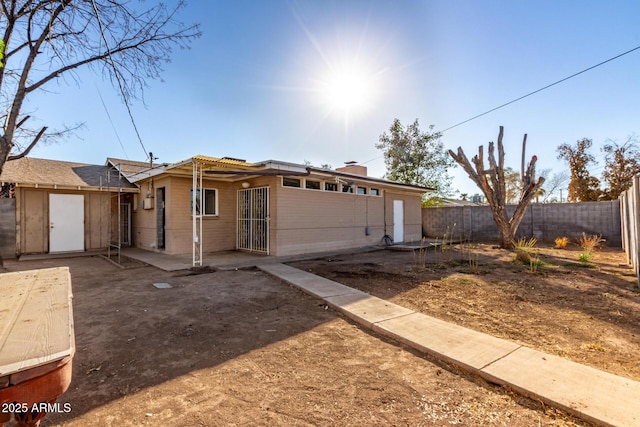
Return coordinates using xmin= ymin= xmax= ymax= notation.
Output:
xmin=497 ymin=224 xmax=513 ymax=249
xmin=449 ymin=126 xmax=545 ymax=250
xmin=491 ymin=210 xmax=515 ymax=248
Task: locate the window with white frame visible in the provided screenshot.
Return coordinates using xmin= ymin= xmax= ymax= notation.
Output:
xmin=357 ymin=186 xmax=367 ymax=195
xmin=282 ymin=177 xmax=301 ymax=188
xmin=325 ymin=182 xmax=338 ymax=191
xmin=305 ymin=179 xmax=321 ymax=190
xmin=370 ymin=188 xmax=380 ymax=196
xmin=191 ymin=188 xmax=218 ymax=216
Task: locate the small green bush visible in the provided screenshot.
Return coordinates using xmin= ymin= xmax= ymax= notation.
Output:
xmin=578 ymin=252 xmax=592 ymax=263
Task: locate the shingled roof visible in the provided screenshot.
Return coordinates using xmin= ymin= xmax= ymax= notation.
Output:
xmin=106 ymin=157 xmax=158 ymax=178
xmin=1 ymin=157 xmax=138 ymax=191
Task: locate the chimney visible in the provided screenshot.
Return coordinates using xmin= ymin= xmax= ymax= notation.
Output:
xmin=336 ymin=161 xmax=367 ymax=176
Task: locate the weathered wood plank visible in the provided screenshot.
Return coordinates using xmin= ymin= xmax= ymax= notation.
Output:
xmin=0 ymin=267 xmax=74 ymax=375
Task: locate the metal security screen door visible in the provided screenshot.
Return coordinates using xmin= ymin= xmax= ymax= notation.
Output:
xmin=237 ymin=187 xmax=269 ymax=253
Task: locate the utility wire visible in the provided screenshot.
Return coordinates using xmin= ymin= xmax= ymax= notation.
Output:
xmin=90 ymin=0 xmax=149 ymax=160
xmin=360 ymin=44 xmax=640 ymax=167
xmin=94 ymin=82 xmax=129 ymax=159
xmin=440 ymin=44 xmax=640 ymax=133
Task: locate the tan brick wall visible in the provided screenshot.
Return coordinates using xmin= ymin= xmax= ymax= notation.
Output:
xmin=132 ymin=176 xmax=170 ymax=251
xmin=133 ymin=175 xmax=267 ymax=255
xmin=130 ymin=173 xmax=423 ymax=257
xmin=385 ymin=192 xmax=423 ymax=243
xmin=164 ymin=176 xmax=239 ymax=254
xmin=271 ymin=183 xmax=397 ymax=256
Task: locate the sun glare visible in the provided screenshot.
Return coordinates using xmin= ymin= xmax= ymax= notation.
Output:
xmin=319 ymin=64 xmax=377 ymax=118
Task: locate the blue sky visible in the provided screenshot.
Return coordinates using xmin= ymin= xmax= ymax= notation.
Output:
xmin=28 ymin=1 xmax=640 ymax=198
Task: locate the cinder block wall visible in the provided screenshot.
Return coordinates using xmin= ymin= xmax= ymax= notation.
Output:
xmin=422 ymin=201 xmax=621 ymax=247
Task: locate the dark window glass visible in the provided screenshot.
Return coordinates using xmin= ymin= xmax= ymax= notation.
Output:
xmin=283 ymin=178 xmax=301 ymax=187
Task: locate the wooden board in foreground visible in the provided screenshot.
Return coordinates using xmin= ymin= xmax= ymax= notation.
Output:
xmin=0 ymin=267 xmax=75 ymax=376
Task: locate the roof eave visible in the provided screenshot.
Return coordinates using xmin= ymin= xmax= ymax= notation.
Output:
xmin=14 ymin=182 xmax=139 ymax=193
xmin=307 ymin=167 xmax=432 ymax=192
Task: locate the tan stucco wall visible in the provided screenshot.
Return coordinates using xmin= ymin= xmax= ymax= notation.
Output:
xmin=16 ymin=188 xmax=112 ymax=255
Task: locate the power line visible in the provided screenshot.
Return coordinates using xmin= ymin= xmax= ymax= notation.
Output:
xmin=94 ymin=83 xmax=129 ymax=159
xmin=440 ymin=44 xmax=640 ymax=133
xmin=361 ymin=44 xmax=640 ymax=167
xmin=90 ymin=0 xmax=149 ymax=160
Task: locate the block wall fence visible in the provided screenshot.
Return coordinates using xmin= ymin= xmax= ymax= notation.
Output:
xmin=620 ymin=177 xmax=640 ymax=284
xmin=422 ymin=201 xmax=621 ymax=247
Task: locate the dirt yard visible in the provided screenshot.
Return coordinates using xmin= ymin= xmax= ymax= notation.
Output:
xmin=291 ymin=242 xmax=640 ymax=384
xmin=3 ymin=254 xmax=594 ymax=426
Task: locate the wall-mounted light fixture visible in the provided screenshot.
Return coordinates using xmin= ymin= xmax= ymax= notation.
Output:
xmin=241 ymin=182 xmax=250 ymax=189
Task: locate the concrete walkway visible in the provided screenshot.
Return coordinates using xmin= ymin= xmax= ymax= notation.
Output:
xmin=258 ymin=263 xmax=640 ymax=427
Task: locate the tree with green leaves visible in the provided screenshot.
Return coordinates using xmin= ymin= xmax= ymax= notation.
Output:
xmin=556 ymin=138 xmax=602 ymax=202
xmin=601 ymin=136 xmax=640 ymax=200
xmin=376 ymin=118 xmax=455 ymax=205
xmin=449 ymin=126 xmax=545 ymax=248
xmin=0 ymin=1 xmax=200 ymax=176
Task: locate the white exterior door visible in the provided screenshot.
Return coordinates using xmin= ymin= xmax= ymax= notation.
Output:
xmin=49 ymin=194 xmax=84 ymax=253
xmin=393 ymin=200 xmax=404 ymax=243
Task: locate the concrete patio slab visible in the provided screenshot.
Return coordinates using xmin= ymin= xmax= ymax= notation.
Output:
xmin=372 ymin=312 xmax=521 ymax=372
xmin=120 ymin=246 xmax=384 ymax=272
xmin=258 ymin=263 xmax=362 ymax=298
xmin=481 ymin=346 xmax=640 ymax=427
xmin=324 ymin=293 xmax=414 ymax=327
xmin=121 ymin=247 xmax=270 ymax=271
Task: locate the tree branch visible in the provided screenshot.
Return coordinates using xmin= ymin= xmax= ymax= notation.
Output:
xmin=5 ymin=1 xmax=69 ymax=146
xmin=8 ymin=126 xmax=47 ymax=160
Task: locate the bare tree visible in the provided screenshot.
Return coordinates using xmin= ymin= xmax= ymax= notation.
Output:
xmin=449 ymin=126 xmax=545 ymax=248
xmin=541 ymin=170 xmax=569 ymax=202
xmin=0 ymin=0 xmax=201 ymax=175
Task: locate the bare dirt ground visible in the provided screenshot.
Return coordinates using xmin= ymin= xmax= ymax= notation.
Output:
xmin=291 ymin=242 xmax=640 ymax=383
xmin=3 ymin=255 xmax=593 ymax=426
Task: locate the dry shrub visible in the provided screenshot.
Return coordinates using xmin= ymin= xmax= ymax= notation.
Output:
xmin=578 ymin=232 xmax=604 ymax=254
xmin=554 ymin=236 xmax=569 ymax=249
xmin=514 ymin=237 xmax=537 ymax=263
